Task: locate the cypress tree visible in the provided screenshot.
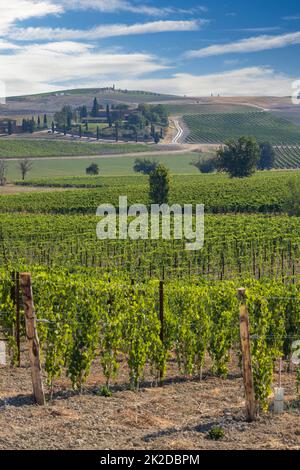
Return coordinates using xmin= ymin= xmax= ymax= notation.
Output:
xmin=7 ymin=120 xmax=13 ymax=135
xmin=91 ymin=97 xmax=99 ymax=117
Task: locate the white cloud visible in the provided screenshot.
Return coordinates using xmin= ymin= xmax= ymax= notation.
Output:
xmin=0 ymin=43 xmax=294 ymax=98
xmin=0 ymin=40 xmax=21 ymax=50
xmin=186 ymin=31 xmax=300 ymax=58
xmin=230 ymin=27 xmax=281 ymax=33
xmin=13 ymin=19 xmax=204 ymax=41
xmin=61 ymin=1 xmax=207 ymax=16
xmin=0 ymin=1 xmax=62 ymax=35
xmin=282 ymin=15 xmax=300 ymax=21
xmin=0 ymin=41 xmax=168 ymax=96
xmin=110 ymin=67 xmax=293 ymax=97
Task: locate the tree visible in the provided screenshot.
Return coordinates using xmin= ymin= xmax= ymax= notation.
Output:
xmin=106 ymin=105 xmax=112 ymax=127
xmin=216 ymin=136 xmax=260 ymax=178
xmin=96 ymin=126 xmax=100 ymax=141
xmin=86 ymin=163 xmax=99 ymax=176
xmin=154 ymin=132 xmax=160 ymax=144
xmin=67 ymin=114 xmax=72 ymax=131
xmin=258 ymin=142 xmax=275 ymax=170
xmin=0 ymin=160 xmax=7 ymax=186
xmin=18 ymin=159 xmax=33 ymax=181
xmin=79 ymin=105 xmax=87 ymax=119
xmin=43 ymin=114 xmax=48 ymax=129
xmin=29 ymin=118 xmax=36 ymax=134
xmin=149 ymin=164 xmax=170 ymax=205
xmin=7 ymin=120 xmax=13 ymax=135
xmin=37 ymin=115 xmax=41 ymax=128
xmin=131 ymin=125 xmax=138 ymax=143
xmin=150 ymin=123 xmax=155 ymax=137
xmin=128 ymin=113 xmax=146 ymax=129
xmin=79 ymin=125 xmax=82 ymax=138
xmin=54 ymin=105 xmax=73 ymax=129
xmin=51 ymin=121 xmax=55 ymax=134
xmin=115 ymin=120 xmax=122 ymax=142
xmin=192 ymin=156 xmax=217 ymax=174
xmin=91 ymin=97 xmax=99 ymax=117
xmin=134 ymin=158 xmax=158 ymax=175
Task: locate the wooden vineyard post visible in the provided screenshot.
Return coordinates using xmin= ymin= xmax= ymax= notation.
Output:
xmin=159 ymin=280 xmax=164 ymax=384
xmin=15 ymin=272 xmax=21 ymax=367
xmin=20 ymin=273 xmax=45 ymax=406
xmin=238 ymin=288 xmax=257 ymax=422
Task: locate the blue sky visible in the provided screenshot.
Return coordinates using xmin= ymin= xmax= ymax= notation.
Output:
xmin=0 ymin=0 xmax=300 ymax=96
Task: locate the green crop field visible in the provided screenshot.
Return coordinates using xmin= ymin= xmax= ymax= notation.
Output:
xmin=274 ymin=145 xmax=300 ymax=169
xmin=184 ymin=111 xmax=300 ymax=145
xmin=2 ymin=170 xmax=299 ymax=214
xmin=1 ymin=212 xmax=300 ymax=284
xmin=0 ymin=139 xmax=150 ymax=158
xmin=1 ymin=169 xmax=300 ymax=405
xmin=5 ymin=153 xmax=199 ymax=180
xmin=167 ymin=103 xmax=254 ymax=115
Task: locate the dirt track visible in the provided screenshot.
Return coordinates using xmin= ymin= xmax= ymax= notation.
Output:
xmin=0 ymin=359 xmax=299 ymax=450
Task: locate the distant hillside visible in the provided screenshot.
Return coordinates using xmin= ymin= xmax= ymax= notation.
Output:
xmin=0 ymin=88 xmax=180 ymax=118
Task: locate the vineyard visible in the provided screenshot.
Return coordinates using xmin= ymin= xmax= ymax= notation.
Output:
xmin=1 ymin=213 xmax=300 ymax=281
xmin=1 ymin=270 xmax=300 ymax=414
xmin=0 ymin=151 xmax=300 ymax=448
xmin=274 ymin=145 xmax=300 ymax=169
xmin=4 ymin=171 xmax=300 ymax=214
xmin=183 ymin=111 xmax=300 ymax=146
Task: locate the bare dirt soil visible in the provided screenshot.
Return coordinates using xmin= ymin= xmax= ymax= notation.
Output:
xmin=0 ymin=184 xmax=73 ymax=195
xmin=0 ymin=358 xmax=299 ymax=450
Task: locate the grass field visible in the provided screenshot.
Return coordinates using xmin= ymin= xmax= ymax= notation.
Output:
xmin=184 ymin=111 xmax=300 ymax=145
xmin=5 ymin=153 xmax=199 ymax=180
xmin=0 ymin=139 xmax=151 ymax=158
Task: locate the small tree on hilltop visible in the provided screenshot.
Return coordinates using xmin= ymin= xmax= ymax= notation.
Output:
xmin=18 ymin=158 xmax=33 ymax=181
xmin=86 ymin=163 xmax=100 ymax=176
xmin=258 ymin=142 xmax=275 ymax=170
xmin=216 ymin=136 xmax=260 ymax=178
xmin=149 ymin=164 xmax=170 ymax=205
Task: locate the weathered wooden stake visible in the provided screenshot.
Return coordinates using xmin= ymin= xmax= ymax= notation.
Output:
xmin=238 ymin=288 xmax=257 ymax=422
xmin=15 ymin=272 xmax=21 ymax=367
xmin=159 ymin=280 xmax=164 ymax=384
xmin=20 ymin=273 xmax=45 ymax=405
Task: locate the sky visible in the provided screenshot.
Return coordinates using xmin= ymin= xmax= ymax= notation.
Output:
xmin=0 ymin=0 xmax=300 ymax=97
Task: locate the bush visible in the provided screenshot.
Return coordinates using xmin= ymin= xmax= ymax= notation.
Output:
xmin=192 ymin=156 xmax=217 ymax=174
xmin=86 ymin=163 xmax=100 ymax=176
xmin=207 ymin=426 xmax=225 ymax=440
xmin=133 ymin=158 xmax=158 ymax=175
